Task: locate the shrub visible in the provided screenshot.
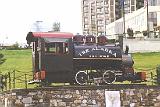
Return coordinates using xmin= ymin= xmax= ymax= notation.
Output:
xmin=127 ymin=28 xmax=134 ymax=38
xmin=0 ymin=54 xmax=6 ymax=65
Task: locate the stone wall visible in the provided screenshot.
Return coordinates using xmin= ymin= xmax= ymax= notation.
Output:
xmin=0 ymin=86 xmax=160 ymax=107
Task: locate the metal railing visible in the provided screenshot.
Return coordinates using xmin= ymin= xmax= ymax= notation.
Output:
xmin=0 ymin=69 xmax=33 ymax=91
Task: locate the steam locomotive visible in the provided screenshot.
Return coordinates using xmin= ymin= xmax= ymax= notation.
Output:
xmin=26 ymin=32 xmax=146 ymax=86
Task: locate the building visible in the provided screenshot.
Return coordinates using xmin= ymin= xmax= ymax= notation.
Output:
xmin=105 ymin=6 xmax=160 ymax=38
xmin=81 ymin=0 xmax=145 ymax=36
xmin=123 ymin=0 xmax=144 ymax=14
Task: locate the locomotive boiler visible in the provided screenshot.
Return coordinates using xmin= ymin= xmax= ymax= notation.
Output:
xmin=26 ymin=32 xmax=146 ymax=86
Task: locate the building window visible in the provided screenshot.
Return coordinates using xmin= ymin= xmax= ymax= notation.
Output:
xmin=98 ymin=20 xmax=103 ymax=25
xmin=104 ymin=0 xmax=108 ymax=5
xmin=110 ymin=6 xmax=114 ymax=11
xmin=110 ymin=12 xmax=114 ymax=18
xmin=84 ymin=25 xmax=89 ymax=29
xmin=111 ymin=18 xmax=114 ymax=22
xmin=83 ymin=7 xmax=88 ymax=12
xmin=110 ymin=0 xmax=114 ymax=5
xmin=91 ymin=15 xmax=96 ymax=19
xmin=131 ymin=6 xmax=135 ymax=11
xmin=96 ymin=2 xmax=101 ymax=6
xmin=131 ymin=0 xmax=135 ymax=5
xmin=98 ymin=26 xmax=103 ymax=30
xmin=83 ymin=0 xmax=88 ymax=5
xmin=150 ymin=0 xmax=156 ymax=6
xmin=91 ymin=2 xmax=95 ymax=7
xmin=97 ymin=8 xmax=103 ymax=12
xmin=84 ymin=13 xmax=88 ymax=17
xmin=97 ymin=14 xmax=103 ymax=18
xmin=84 ymin=18 xmax=88 ymax=22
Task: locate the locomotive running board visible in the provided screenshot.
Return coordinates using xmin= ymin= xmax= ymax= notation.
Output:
xmin=73 ymin=58 xmax=122 ymax=60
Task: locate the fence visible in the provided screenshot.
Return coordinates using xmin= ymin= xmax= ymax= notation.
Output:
xmin=0 ymin=66 xmax=159 ymax=92
xmin=0 ymin=70 xmax=33 ymax=91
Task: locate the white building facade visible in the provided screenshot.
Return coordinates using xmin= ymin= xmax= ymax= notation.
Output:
xmin=105 ymin=6 xmax=160 ymax=38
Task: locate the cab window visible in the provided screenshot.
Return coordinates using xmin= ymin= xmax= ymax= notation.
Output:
xmin=45 ymin=42 xmax=69 ymax=54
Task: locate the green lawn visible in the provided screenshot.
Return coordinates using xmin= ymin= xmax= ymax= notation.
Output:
xmin=0 ymin=49 xmax=160 ymax=88
xmin=133 ymin=52 xmax=160 ymax=70
xmin=133 ymin=52 xmax=160 ymax=85
xmin=0 ymin=49 xmax=33 ymax=89
xmin=0 ymin=49 xmax=32 ymax=73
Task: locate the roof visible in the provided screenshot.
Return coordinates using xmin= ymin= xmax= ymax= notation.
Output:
xmin=30 ymin=32 xmax=74 ymax=38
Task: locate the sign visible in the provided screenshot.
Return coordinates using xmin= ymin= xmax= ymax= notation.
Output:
xmin=105 ymin=91 xmax=120 ymax=107
xmin=78 ymin=47 xmax=117 ymax=58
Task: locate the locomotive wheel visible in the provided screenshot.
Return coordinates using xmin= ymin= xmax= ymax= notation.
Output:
xmin=75 ymin=71 xmax=88 ymax=85
xmin=103 ymin=70 xmax=116 ymax=84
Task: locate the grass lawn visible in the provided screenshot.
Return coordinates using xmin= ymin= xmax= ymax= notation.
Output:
xmin=133 ymin=52 xmax=160 ymax=70
xmin=0 ymin=49 xmax=160 ymax=88
xmin=0 ymin=49 xmax=33 ymax=89
xmin=133 ymin=52 xmax=160 ymax=85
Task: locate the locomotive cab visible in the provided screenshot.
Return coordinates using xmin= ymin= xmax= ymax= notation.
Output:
xmin=26 ymin=32 xmax=74 ymax=84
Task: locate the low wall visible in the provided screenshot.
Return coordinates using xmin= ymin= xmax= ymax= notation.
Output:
xmin=123 ymin=39 xmax=160 ymax=53
xmin=0 ymin=85 xmax=160 ymax=107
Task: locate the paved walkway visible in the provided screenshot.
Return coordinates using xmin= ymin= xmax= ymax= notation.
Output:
xmin=123 ymin=39 xmax=160 ymax=53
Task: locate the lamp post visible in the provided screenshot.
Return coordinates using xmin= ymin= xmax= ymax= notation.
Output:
xmin=145 ymin=0 xmax=149 ymax=38
xmin=122 ymin=0 xmax=126 ymax=38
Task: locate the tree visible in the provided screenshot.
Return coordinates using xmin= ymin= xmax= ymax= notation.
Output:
xmin=12 ymin=42 xmax=19 ymax=49
xmin=52 ymin=22 xmax=60 ymax=32
xmin=0 ymin=54 xmax=6 ymax=65
xmin=143 ymin=31 xmax=148 ymax=36
xmin=127 ymin=28 xmax=134 ymax=38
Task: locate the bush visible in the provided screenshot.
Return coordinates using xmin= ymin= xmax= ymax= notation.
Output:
xmin=0 ymin=54 xmax=6 ymax=65
xmin=127 ymin=28 xmax=134 ymax=38
xmin=143 ymin=31 xmax=148 ymax=36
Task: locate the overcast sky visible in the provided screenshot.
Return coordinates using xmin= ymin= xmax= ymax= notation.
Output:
xmin=0 ymin=0 xmax=82 ymax=44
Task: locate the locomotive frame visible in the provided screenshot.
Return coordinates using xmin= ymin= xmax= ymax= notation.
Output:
xmin=26 ymin=32 xmax=146 ymax=86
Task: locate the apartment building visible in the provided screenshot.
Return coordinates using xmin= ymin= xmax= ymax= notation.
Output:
xmin=81 ymin=0 xmax=144 ymax=36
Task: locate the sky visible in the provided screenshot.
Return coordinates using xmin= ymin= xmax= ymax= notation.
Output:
xmin=0 ymin=0 xmax=82 ymax=45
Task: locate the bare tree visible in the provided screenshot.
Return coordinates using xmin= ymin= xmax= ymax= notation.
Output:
xmin=52 ymin=22 xmax=60 ymax=32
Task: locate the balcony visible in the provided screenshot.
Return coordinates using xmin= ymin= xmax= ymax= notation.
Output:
xmin=104 ymin=10 xmax=109 ymax=14
xmin=84 ymin=21 xmax=89 ymax=25
xmin=96 ymin=5 xmax=103 ymax=9
xmin=91 ymin=12 xmax=95 ymax=15
xmin=91 ymin=6 xmax=95 ymax=10
xmin=97 ymin=28 xmax=104 ymax=32
xmin=83 ymin=9 xmax=89 ymax=13
xmin=97 ymin=11 xmax=103 ymax=14
xmin=83 ymin=4 xmax=89 ymax=7
xmin=97 ymin=17 xmax=104 ymax=20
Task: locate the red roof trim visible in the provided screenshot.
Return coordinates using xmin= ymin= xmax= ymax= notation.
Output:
xmin=32 ymin=32 xmax=74 ymax=38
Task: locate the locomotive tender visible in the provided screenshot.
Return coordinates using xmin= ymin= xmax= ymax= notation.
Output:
xmin=26 ymin=32 xmax=146 ymax=85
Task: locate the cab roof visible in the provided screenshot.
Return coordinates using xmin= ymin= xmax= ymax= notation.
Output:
xmin=26 ymin=32 xmax=74 ymax=44
xmin=29 ymin=32 xmax=74 ymax=38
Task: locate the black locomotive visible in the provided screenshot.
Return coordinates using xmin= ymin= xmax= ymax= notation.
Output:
xmin=26 ymin=32 xmax=146 ymax=85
